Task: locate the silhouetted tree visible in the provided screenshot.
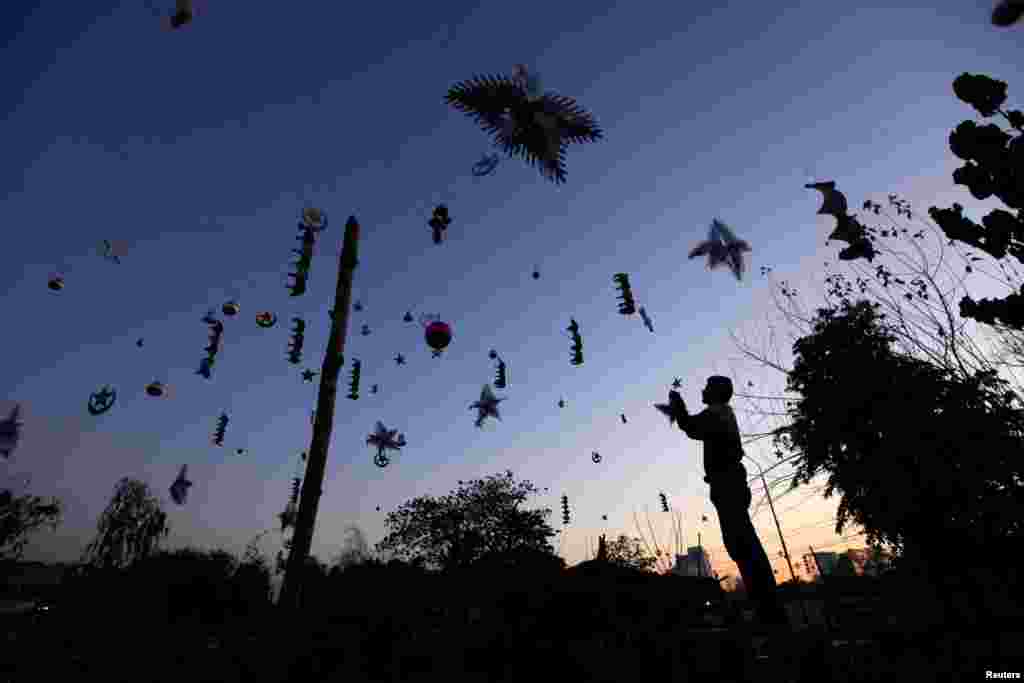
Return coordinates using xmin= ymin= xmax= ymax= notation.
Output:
xmin=330 ymin=524 xmax=371 ymax=571
xmin=83 ymin=477 xmax=168 ymax=569
xmin=928 ymin=73 xmax=1024 ymax=329
xmin=374 ymin=470 xmax=559 ymax=571
xmin=832 ymin=554 xmax=857 ymax=577
xmin=131 ymin=547 xmax=239 ymax=622
xmin=233 ymin=533 xmax=274 ymax=610
xmin=776 ymin=298 xmax=1024 ymax=562
xmin=0 ymin=484 xmax=61 ymax=560
xmin=603 ymin=534 xmax=658 ymax=573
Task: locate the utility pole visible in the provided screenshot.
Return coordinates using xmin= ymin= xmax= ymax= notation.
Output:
xmin=698 ymin=531 xmax=704 ymax=578
xmin=278 ymin=216 xmax=360 ymax=611
xmin=750 ymin=459 xmax=809 ymax=627
xmin=753 ymin=464 xmax=798 ymax=583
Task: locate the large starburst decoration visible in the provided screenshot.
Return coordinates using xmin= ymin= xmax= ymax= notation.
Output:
xmin=445 ymin=69 xmax=603 ymax=185
xmin=688 ymin=219 xmax=752 ymax=281
xmin=469 ymin=383 xmax=505 ymax=428
xmin=366 ymin=421 xmax=407 ymax=467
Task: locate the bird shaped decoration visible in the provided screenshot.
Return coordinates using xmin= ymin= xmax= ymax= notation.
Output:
xmin=446 ymin=69 xmax=603 ymax=185
xmin=688 ymin=219 xmax=752 ymax=281
xmin=470 ymin=383 xmax=504 ymax=428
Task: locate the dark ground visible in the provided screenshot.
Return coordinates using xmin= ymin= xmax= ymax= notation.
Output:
xmin=5 ymin=602 xmax=1021 ymax=682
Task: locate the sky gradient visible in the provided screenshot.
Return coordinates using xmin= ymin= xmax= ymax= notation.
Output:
xmin=2 ymin=0 xmax=1021 ymax=583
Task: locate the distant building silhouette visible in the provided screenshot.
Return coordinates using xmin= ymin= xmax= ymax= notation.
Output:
xmin=671 ymin=546 xmax=713 ymax=578
xmin=803 ymin=552 xmax=838 ymax=582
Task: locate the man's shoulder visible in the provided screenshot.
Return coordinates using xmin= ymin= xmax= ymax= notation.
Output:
xmin=703 ymin=404 xmax=735 ymax=419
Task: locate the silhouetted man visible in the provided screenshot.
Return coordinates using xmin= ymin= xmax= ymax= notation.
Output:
xmin=657 ymin=376 xmax=789 ymax=627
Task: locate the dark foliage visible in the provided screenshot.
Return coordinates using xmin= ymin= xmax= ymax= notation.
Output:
xmin=82 ymin=477 xmax=168 ymax=570
xmin=0 ymin=487 xmax=62 ymax=561
xmin=776 ymin=298 xmax=1024 ymax=561
xmin=929 ymin=73 xmax=1024 ymax=328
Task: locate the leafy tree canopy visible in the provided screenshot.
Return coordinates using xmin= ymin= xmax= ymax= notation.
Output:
xmin=82 ymin=477 xmax=168 ymax=570
xmin=603 ymin=534 xmax=658 ymax=573
xmin=374 ymin=470 xmax=559 ymax=572
xmin=0 ymin=485 xmax=61 ymax=561
xmin=930 ymin=73 xmax=1024 ymax=328
xmin=777 ymin=298 xmax=1024 ymax=560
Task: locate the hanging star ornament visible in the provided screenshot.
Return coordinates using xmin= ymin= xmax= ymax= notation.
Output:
xmin=394 ymin=354 xmax=406 ymax=366
xmin=470 ymin=383 xmax=504 ymax=428
xmin=688 ymin=219 xmax=752 ymax=281
xmin=301 ymin=369 xmax=318 ymax=383
xmin=366 ymin=421 xmax=407 ymax=467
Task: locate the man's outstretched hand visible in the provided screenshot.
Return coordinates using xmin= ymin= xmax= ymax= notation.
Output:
xmin=654 ymin=390 xmax=688 ymax=426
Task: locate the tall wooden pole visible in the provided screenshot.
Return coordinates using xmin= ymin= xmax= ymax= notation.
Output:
xmin=278 ymin=215 xmax=360 ymax=610
xmin=758 ymin=469 xmax=798 ymax=584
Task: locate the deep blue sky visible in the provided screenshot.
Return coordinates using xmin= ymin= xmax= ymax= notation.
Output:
xmin=2 ymin=0 xmax=1020 ymax=579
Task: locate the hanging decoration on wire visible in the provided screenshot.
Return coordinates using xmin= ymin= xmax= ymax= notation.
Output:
xmin=48 ymin=272 xmax=65 ymax=292
xmin=212 ymin=412 xmax=229 ymax=446
xmin=87 ymin=386 xmax=117 ymax=416
xmin=471 ymin=152 xmax=501 ymax=177
xmin=689 ymin=219 xmax=753 ymax=281
xmin=561 ymin=494 xmax=571 ymax=525
xmin=420 ymin=314 xmax=452 ymax=357
xmin=428 ymin=204 xmax=451 ymax=245
xmin=992 ymin=0 xmax=1024 ymax=26
xmin=366 ymin=421 xmax=407 ymax=468
xmin=256 ymin=311 xmax=277 ymax=328
xmin=489 ymin=350 xmax=508 ymax=388
xmin=470 ymin=383 xmax=504 ymax=428
xmin=567 ymin=318 xmax=584 ymax=366
xmin=151 ymin=0 xmax=205 ymax=31
xmin=0 ymin=405 xmax=23 ymax=460
xmin=805 ymin=181 xmax=876 ymax=262
xmin=445 ymin=64 xmax=603 ymax=185
xmin=98 ymin=239 xmax=127 ymax=265
xmin=287 ymin=317 xmax=306 ymax=364
xmin=348 ymin=359 xmax=362 ymax=400
xmin=301 ymin=207 xmax=328 ymax=233
xmin=591 ymin=452 xmax=601 ymax=463
xmin=169 ymin=464 xmax=192 ymax=505
xmin=287 ymin=225 xmax=317 ymax=297
xmin=639 ymin=306 xmax=654 ymax=333
xmin=197 ymin=311 xmax=224 ymax=379
xmin=612 ymin=273 xmax=637 ymax=315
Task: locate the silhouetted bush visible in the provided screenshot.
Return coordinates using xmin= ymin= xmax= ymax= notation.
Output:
xmin=59 ymin=545 xmax=273 ymax=625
